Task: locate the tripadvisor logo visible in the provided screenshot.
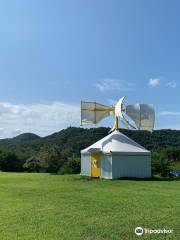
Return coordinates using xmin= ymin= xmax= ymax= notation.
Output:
xmin=134 ymin=226 xmax=173 ymax=236
xmin=135 ymin=227 xmax=143 ymax=236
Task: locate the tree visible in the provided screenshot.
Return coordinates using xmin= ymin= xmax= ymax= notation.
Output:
xmin=58 ymin=155 xmax=80 ymax=174
xmin=38 ymin=145 xmax=63 ymax=173
xmin=152 ymin=154 xmax=170 ymax=176
xmin=23 ymin=156 xmax=42 ymax=172
xmin=0 ymin=151 xmax=23 ymax=172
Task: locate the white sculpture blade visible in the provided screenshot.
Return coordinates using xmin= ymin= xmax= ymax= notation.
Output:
xmin=126 ymin=104 xmax=155 ymax=131
xmin=81 ymin=101 xmax=111 ymax=125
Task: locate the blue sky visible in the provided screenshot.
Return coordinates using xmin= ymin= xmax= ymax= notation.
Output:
xmin=0 ymin=0 xmax=180 ymax=138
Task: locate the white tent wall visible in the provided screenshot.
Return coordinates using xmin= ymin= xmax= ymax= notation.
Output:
xmin=100 ymin=154 xmax=112 ymax=179
xmin=112 ymin=153 xmax=151 ymax=179
xmin=81 ymin=153 xmax=91 ymax=176
xmin=81 ymin=130 xmax=152 ymax=179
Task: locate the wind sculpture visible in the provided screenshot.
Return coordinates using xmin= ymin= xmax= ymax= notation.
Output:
xmin=81 ymin=96 xmax=155 ymax=132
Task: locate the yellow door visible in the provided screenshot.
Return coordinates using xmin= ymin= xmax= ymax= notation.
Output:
xmin=91 ymin=153 xmax=100 ymax=177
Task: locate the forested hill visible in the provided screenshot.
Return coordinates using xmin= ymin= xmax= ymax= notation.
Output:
xmin=0 ymin=127 xmax=180 ymax=173
xmin=0 ymin=127 xmax=180 ymax=155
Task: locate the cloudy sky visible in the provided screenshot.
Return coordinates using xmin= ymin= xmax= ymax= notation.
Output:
xmin=0 ymin=0 xmax=180 ymax=138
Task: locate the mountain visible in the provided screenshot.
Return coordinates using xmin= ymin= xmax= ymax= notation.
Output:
xmin=0 ymin=127 xmax=180 ymax=154
xmin=13 ymin=133 xmax=41 ymax=141
xmin=0 ymin=127 xmax=180 ymax=173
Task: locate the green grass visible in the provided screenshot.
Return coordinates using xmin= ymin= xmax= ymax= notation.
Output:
xmin=0 ymin=173 xmax=179 ymax=240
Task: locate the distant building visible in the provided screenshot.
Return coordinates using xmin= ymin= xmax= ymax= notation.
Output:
xmin=81 ymin=130 xmax=151 ymax=179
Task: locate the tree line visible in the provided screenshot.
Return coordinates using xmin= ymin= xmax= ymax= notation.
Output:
xmin=0 ymin=127 xmax=180 ymax=176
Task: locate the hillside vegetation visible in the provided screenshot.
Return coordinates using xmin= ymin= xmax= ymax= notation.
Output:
xmin=0 ymin=127 xmax=180 ymax=175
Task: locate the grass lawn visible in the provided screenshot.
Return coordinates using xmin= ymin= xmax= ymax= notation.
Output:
xmin=0 ymin=173 xmax=179 ymax=240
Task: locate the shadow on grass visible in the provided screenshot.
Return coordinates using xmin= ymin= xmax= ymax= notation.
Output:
xmin=116 ymin=176 xmax=180 ymax=181
xmin=49 ymin=173 xmax=180 ymax=182
xmin=78 ymin=175 xmax=180 ymax=182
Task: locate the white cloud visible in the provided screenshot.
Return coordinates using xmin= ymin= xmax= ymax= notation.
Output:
xmin=148 ymin=77 xmax=177 ymax=89
xmin=166 ymin=81 xmax=177 ymax=88
xmin=157 ymin=124 xmax=180 ymax=130
xmin=95 ymin=78 xmax=135 ymax=92
xmin=148 ymin=78 xmax=160 ymax=87
xmin=0 ymin=101 xmax=80 ymax=139
xmin=160 ymin=111 xmax=180 ymax=116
